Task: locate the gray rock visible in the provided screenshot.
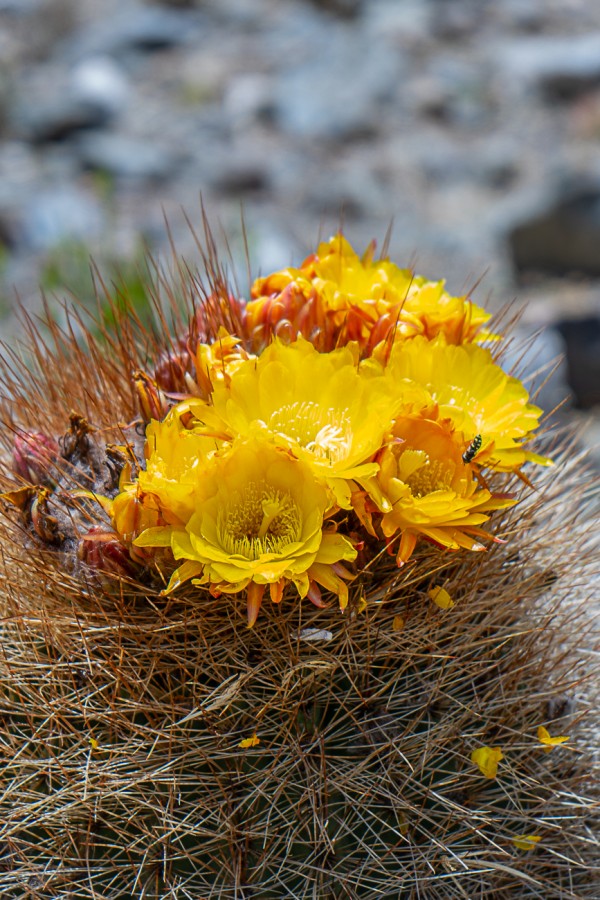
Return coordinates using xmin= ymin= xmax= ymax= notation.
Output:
xmin=17 ymin=57 xmax=128 ymax=145
xmin=0 ymin=0 xmax=44 ymax=11
xmin=503 ymin=325 xmax=568 ymax=415
xmin=12 ymin=94 xmax=112 ymax=144
xmin=21 ymin=184 xmax=104 ymax=250
xmin=75 ymin=133 xmax=177 ymax=182
xmin=63 ymin=6 xmax=203 ymax=62
xmin=507 ymin=179 xmax=600 ymax=278
xmin=365 ymin=0 xmax=431 ymax=45
xmin=223 ymin=75 xmax=275 ymax=128
xmin=69 ymin=57 xmax=129 ymax=119
xmin=304 ymin=0 xmax=362 ymax=19
xmin=274 ymin=28 xmax=402 ymax=140
xmin=556 ymin=317 xmax=600 ymax=409
xmin=430 ymin=0 xmax=484 ymax=40
xmin=209 ymin=155 xmax=270 ymax=195
xmin=497 ymin=34 xmax=600 ymax=100
xmin=304 ymin=165 xmax=391 ymax=218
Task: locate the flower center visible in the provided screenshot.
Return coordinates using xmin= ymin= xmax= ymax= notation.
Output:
xmin=267 ymin=401 xmax=352 ymax=463
xmin=219 ymin=482 xmax=301 ymax=559
xmin=405 ymin=458 xmax=452 ymax=498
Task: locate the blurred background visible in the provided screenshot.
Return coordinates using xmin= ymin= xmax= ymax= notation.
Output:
xmin=1 ymin=0 xmax=600 ymax=454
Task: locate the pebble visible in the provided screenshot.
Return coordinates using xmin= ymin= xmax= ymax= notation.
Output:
xmin=497 ymin=33 xmax=600 ymax=100
xmin=16 ymin=97 xmax=114 ymax=144
xmin=507 ymin=177 xmax=600 ymax=278
xmin=63 ymin=6 xmax=204 ymax=62
xmin=69 ymin=57 xmax=129 ymax=119
xmin=556 ymin=317 xmax=600 ymax=409
xmin=274 ymin=28 xmax=402 ymax=140
xmin=76 ymin=133 xmax=177 ymax=182
xmin=21 ymin=184 xmax=104 ymax=251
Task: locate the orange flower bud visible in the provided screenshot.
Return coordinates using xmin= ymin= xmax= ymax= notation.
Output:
xmin=133 ymin=371 xmax=170 ymax=423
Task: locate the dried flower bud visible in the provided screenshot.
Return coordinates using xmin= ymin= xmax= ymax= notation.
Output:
xmin=62 ymin=413 xmax=94 ymax=460
xmin=153 ymin=346 xmax=192 ymax=394
xmin=13 ymin=432 xmax=59 ymax=486
xmin=134 ymin=371 xmax=170 ymax=422
xmin=31 ymin=489 xmax=63 ymax=544
xmin=78 ymin=526 xmax=138 ymax=582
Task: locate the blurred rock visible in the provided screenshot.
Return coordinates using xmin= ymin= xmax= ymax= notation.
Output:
xmin=64 ymin=6 xmax=203 ymax=61
xmin=496 ymin=0 xmax=546 ymax=33
xmin=498 ymin=34 xmax=600 ymax=100
xmin=69 ymin=56 xmax=129 ymax=118
xmin=209 ymin=152 xmax=270 ymax=195
xmin=223 ymin=74 xmax=275 ymax=128
xmin=556 ymin=317 xmax=600 ymax=409
xmin=16 ymin=56 xmax=128 ymax=145
xmin=304 ymin=165 xmax=390 ymax=218
xmin=16 ymin=96 xmax=114 ymax=144
xmin=76 ymin=133 xmax=176 ymax=181
xmin=21 ymin=184 xmax=104 ymax=250
xmin=274 ymin=29 xmax=402 ymax=140
xmin=0 ymin=0 xmax=45 ymax=13
xmin=504 ymin=325 xmax=567 ymax=415
xmin=305 ymin=0 xmax=362 ymax=18
xmin=365 ymin=0 xmax=431 ymax=45
xmin=508 ymin=180 xmax=600 ymax=278
xmin=430 ymin=0 xmax=484 ymax=40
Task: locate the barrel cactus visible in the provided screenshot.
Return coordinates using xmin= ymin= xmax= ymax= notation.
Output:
xmin=0 ymin=232 xmax=597 ymax=898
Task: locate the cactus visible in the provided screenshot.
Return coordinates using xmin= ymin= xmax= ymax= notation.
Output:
xmin=0 ymin=233 xmax=597 ymax=899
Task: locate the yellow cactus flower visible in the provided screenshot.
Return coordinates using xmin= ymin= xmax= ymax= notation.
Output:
xmin=537 ymin=726 xmax=570 ymax=752
xmin=245 ymin=234 xmax=492 ymax=354
xmin=387 ymin=336 xmax=551 ymax=472
xmin=471 ymin=745 xmax=504 ymax=779
xmin=177 ymin=337 xmax=401 ymax=511
xmin=238 ymin=734 xmax=260 ymax=749
xmin=135 ymin=438 xmax=357 ymax=626
xmin=512 ymin=835 xmax=542 ymax=851
xmin=378 ymin=415 xmax=515 ymax=565
xmin=193 ymin=327 xmax=254 ymax=400
xmin=136 ymin=413 xmax=224 ymax=525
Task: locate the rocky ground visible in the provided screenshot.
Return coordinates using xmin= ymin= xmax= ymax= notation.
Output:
xmin=1 ymin=0 xmax=600 ymax=459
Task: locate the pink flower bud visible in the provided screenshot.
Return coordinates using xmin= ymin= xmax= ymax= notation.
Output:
xmin=78 ymin=527 xmax=138 ymax=583
xmin=13 ymin=432 xmax=59 ymax=486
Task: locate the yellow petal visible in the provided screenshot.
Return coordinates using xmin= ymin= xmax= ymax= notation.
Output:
xmin=428 ymin=586 xmax=454 ymax=609
xmin=89 ymin=737 xmax=100 ymax=751
xmin=392 ymin=615 xmax=405 ymax=632
xmin=471 ymin=745 xmax=503 ymax=778
xmin=162 ymin=560 xmax=204 ymax=595
xmin=537 ymin=725 xmax=569 ymax=751
xmin=239 ymin=733 xmax=260 ymax=749
xmin=512 ymin=834 xmax=542 ymax=851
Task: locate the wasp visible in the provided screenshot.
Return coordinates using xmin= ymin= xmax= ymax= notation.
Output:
xmin=462 ymin=434 xmax=482 ymax=464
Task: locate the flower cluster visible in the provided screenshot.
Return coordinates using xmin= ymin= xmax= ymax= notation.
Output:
xmin=84 ymin=237 xmax=550 ymax=625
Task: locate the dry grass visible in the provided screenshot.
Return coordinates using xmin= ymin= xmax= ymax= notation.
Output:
xmin=0 ymin=246 xmax=598 ymax=899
